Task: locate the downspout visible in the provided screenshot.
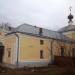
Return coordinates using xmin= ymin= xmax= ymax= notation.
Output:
xmin=14 ymin=33 xmax=19 ymax=67
xmin=50 ymin=39 xmax=54 ymax=64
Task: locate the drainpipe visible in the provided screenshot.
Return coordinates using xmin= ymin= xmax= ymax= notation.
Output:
xmin=49 ymin=39 xmax=54 ymax=64
xmin=14 ymin=33 xmax=19 ymax=67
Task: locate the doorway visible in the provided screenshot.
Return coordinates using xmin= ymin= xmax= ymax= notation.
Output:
xmin=0 ymin=42 xmax=4 ymax=63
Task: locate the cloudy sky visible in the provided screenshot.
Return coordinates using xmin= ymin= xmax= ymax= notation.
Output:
xmin=0 ymin=0 xmax=75 ymax=30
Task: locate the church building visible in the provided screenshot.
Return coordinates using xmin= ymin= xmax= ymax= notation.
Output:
xmin=0 ymin=10 xmax=75 ymax=68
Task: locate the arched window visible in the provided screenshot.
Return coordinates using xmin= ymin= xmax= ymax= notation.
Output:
xmin=72 ymin=48 xmax=75 ymax=57
xmin=61 ymin=47 xmax=64 ymax=56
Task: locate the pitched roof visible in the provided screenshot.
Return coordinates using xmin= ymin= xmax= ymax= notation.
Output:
xmin=58 ymin=25 xmax=75 ymax=33
xmin=15 ymin=23 xmax=75 ymax=44
xmin=0 ymin=24 xmax=16 ymax=32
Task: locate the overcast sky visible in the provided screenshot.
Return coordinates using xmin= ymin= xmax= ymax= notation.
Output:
xmin=0 ymin=0 xmax=75 ymax=30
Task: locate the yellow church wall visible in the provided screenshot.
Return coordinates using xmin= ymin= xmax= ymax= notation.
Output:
xmin=62 ymin=31 xmax=75 ymax=56
xmin=51 ymin=40 xmax=64 ymax=56
xmin=63 ymin=31 xmax=75 ymax=40
xmin=2 ymin=34 xmax=16 ymax=64
xmin=69 ymin=44 xmax=75 ymax=56
xmin=51 ymin=40 xmax=75 ymax=57
xmin=0 ymin=32 xmax=75 ymax=66
xmin=52 ymin=40 xmax=62 ymax=56
xmin=18 ymin=33 xmax=75 ymax=63
xmin=63 ymin=43 xmax=72 ymax=56
xmin=18 ymin=33 xmax=51 ymax=62
xmin=17 ymin=33 xmax=75 ymax=62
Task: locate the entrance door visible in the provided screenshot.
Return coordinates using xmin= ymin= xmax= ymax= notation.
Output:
xmin=0 ymin=46 xmax=4 ymax=63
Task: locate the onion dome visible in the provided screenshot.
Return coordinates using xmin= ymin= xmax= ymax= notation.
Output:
xmin=58 ymin=7 xmax=75 ymax=33
xmin=68 ymin=13 xmax=73 ymax=22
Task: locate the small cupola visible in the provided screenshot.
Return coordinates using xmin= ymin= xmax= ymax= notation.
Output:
xmin=68 ymin=6 xmax=74 ymax=25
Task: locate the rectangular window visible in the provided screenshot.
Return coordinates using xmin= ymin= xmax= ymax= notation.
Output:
xmin=61 ymin=47 xmax=64 ymax=56
xmin=8 ymin=51 xmax=11 ymax=57
xmin=7 ymin=48 xmax=11 ymax=57
xmin=72 ymin=48 xmax=75 ymax=57
xmin=40 ymin=50 xmax=44 ymax=59
xmin=40 ymin=40 xmax=44 ymax=45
